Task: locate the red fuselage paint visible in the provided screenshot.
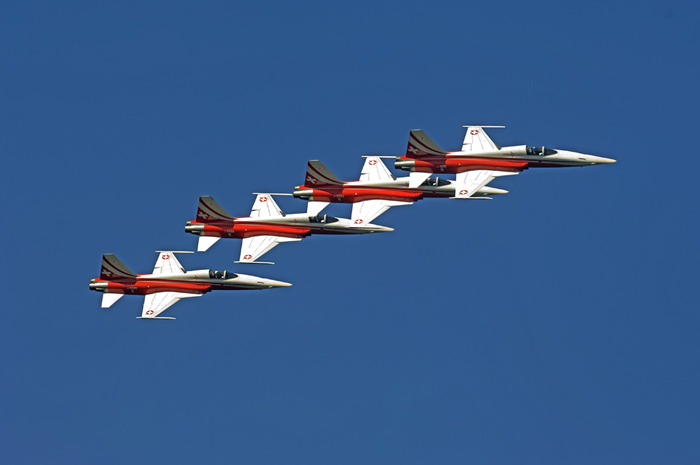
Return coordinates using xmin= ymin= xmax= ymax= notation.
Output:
xmin=398 ymin=155 xmax=529 ymax=174
xmin=296 ymin=186 xmax=425 ymax=203
xmin=92 ymin=278 xmax=212 ymax=296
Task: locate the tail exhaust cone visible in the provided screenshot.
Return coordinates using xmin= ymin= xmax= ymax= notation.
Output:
xmin=293 ymin=188 xmax=314 ymax=200
xmin=185 ymin=223 xmax=204 ymax=234
xmin=89 ymin=281 xmax=108 ymax=292
xmin=395 ymin=158 xmax=416 ymax=171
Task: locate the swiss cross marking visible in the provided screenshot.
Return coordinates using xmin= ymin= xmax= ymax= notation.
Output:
xmin=470 ymin=129 xmax=479 ymax=135
xmin=146 ymin=310 xmax=154 ymax=315
xmin=162 ymin=254 xmax=170 ymax=260
xmin=354 ymin=219 xmax=363 ymax=224
xmin=306 ymin=176 xmax=317 ymax=184
xmin=368 ymin=160 xmax=377 ymax=165
xmin=102 ymin=270 xmax=112 ymax=277
xmin=408 ymin=146 xmax=419 ymax=154
xmin=198 ymin=211 xmax=209 ymax=219
xmin=244 ymin=254 xmax=252 ymax=260
xmin=259 ymin=197 xmax=268 ymax=202
xmin=459 ymin=190 xmax=468 ymax=195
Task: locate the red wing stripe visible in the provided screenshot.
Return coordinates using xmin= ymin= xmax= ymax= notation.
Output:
xmin=308 ymin=164 xmax=342 ymax=185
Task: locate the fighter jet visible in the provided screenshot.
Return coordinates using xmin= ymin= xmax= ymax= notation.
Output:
xmin=185 ymin=194 xmax=394 ymax=264
xmin=293 ymin=158 xmax=508 ymax=224
xmin=89 ymin=251 xmax=291 ymax=320
xmin=396 ymin=126 xmax=616 ymax=198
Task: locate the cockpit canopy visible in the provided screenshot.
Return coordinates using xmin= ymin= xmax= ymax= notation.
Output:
xmin=309 ymin=214 xmax=339 ymax=224
xmin=421 ymin=176 xmax=451 ymax=187
xmin=209 ymin=270 xmax=238 ymax=280
xmin=526 ymin=146 xmax=557 ymax=156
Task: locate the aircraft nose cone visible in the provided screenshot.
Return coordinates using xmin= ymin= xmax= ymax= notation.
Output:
xmin=595 ymin=156 xmax=616 ymax=164
xmin=270 ymin=280 xmax=292 ymax=288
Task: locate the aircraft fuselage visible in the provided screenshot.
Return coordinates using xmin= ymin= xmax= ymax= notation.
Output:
xmin=293 ymin=177 xmax=502 ymax=203
xmin=89 ymin=270 xmax=290 ymax=296
xmin=396 ymin=145 xmax=615 ymax=174
xmin=185 ymin=214 xmax=392 ymax=240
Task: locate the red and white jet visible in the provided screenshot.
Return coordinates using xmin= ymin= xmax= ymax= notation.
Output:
xmin=396 ymin=126 xmax=616 ymax=198
xmin=293 ymin=158 xmax=508 ymax=224
xmin=89 ymin=251 xmax=291 ymax=320
xmin=185 ymin=194 xmax=393 ymax=264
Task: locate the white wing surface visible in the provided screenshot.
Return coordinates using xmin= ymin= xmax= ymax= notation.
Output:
xmin=140 ymin=292 xmax=202 ymax=319
xmin=250 ymin=194 xmax=284 ymax=218
xmin=408 ymin=172 xmax=432 ymax=188
xmin=306 ymin=201 xmax=330 ymax=216
xmin=197 ymin=236 xmax=220 ymax=252
xmin=238 ymin=235 xmax=302 ymax=263
xmin=461 ymin=126 xmax=502 ymax=152
xmin=454 ymin=170 xmax=517 ymax=199
xmin=351 ymin=199 xmax=413 ymax=225
xmin=360 ymin=157 xmax=395 ymax=182
xmin=152 ymin=252 xmax=186 ymax=275
xmin=101 ymin=293 xmax=124 ymax=308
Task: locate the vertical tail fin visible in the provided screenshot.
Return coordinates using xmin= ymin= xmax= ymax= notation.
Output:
xmin=197 ymin=196 xmax=234 ymax=222
xmin=101 ymin=254 xmax=137 ymax=280
xmin=406 ymin=130 xmax=446 ymax=157
xmin=304 ymin=160 xmax=343 ymax=186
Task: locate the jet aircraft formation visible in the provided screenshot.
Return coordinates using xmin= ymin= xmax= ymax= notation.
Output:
xmin=90 ymin=126 xmax=615 ymax=319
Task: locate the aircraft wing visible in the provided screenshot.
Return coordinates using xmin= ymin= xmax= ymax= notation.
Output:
xmin=237 ymin=235 xmax=302 ymax=264
xmin=250 ymin=194 xmax=284 ymax=218
xmin=152 ymin=251 xmax=187 ymax=275
xmin=351 ymin=199 xmax=413 ymax=225
xmin=139 ymin=292 xmax=202 ymax=319
xmin=454 ymin=170 xmax=517 ymax=199
xmin=360 ymin=157 xmax=395 ymax=182
xmin=306 ymin=201 xmax=330 ymax=216
xmin=461 ymin=126 xmax=502 ymax=152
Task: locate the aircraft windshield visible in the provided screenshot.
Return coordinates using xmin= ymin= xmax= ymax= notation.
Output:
xmin=209 ymin=270 xmax=238 ymax=279
xmin=526 ymin=146 xmax=557 ymax=156
xmin=421 ymin=177 xmax=451 ymax=187
xmin=309 ymin=215 xmax=339 ymax=224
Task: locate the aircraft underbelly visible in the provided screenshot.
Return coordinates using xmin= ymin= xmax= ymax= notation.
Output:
xmin=410 ymin=157 xmax=528 ymax=174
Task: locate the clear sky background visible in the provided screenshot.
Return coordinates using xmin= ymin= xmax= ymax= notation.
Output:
xmin=1 ymin=1 xmax=699 ymax=463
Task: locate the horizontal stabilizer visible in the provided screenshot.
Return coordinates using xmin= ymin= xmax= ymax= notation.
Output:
xmin=101 ymin=293 xmax=124 ymax=308
xmin=197 ymin=236 xmax=220 ymax=252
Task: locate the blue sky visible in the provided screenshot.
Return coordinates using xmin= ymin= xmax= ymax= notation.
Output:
xmin=1 ymin=0 xmax=699 ymax=463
